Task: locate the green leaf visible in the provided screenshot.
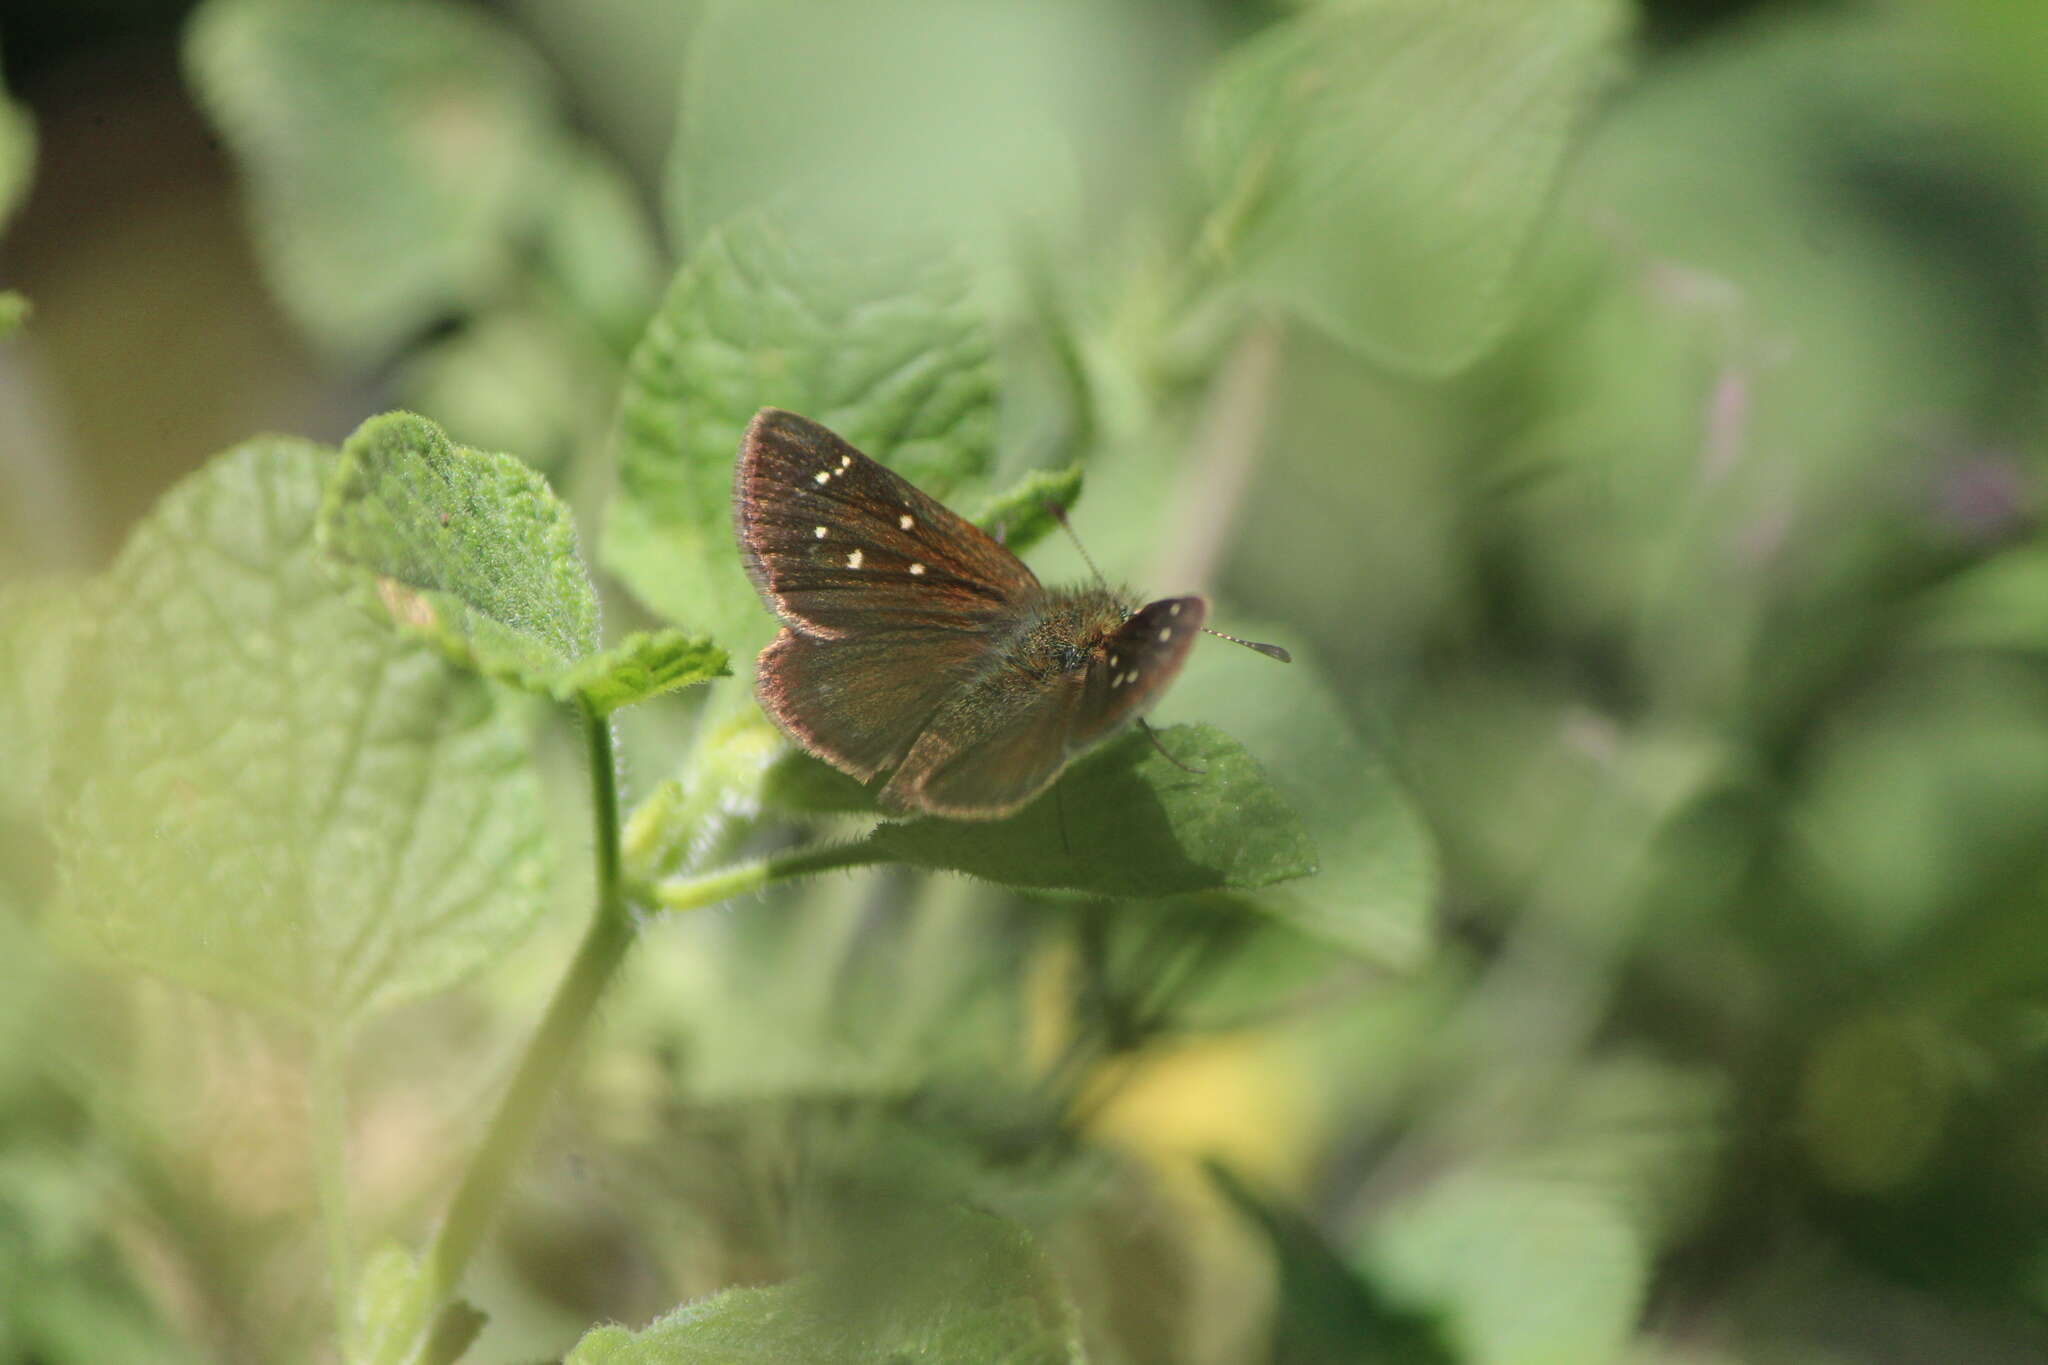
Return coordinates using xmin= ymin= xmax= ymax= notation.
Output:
xmin=863 ymin=724 xmax=1317 ymax=899
xmin=565 ymin=1209 xmax=1082 ymax=1365
xmin=973 ymin=464 xmax=1086 ymax=556
xmin=603 ymin=216 xmax=999 ymax=652
xmin=0 ymin=59 xmax=32 ymax=230
xmin=184 ymin=0 xmax=556 ymax=359
xmin=50 ymin=438 xmax=551 ymax=1029
xmin=554 ymin=630 xmax=730 ymax=716
xmin=1199 ymin=0 xmax=1630 ymax=373
xmin=667 ymin=0 xmax=1177 ymax=255
xmin=533 ymin=141 xmax=665 ymax=355
xmin=1154 ymin=629 xmax=1436 ymax=966
xmin=1209 ymin=1163 xmax=1454 ymax=1365
xmin=320 ymin=411 xmax=726 ymax=712
xmin=0 ymin=291 xmax=26 ymax=339
xmin=1916 ymin=543 xmax=2048 ymax=654
xmin=347 ymin=1242 xmax=486 ymax=1365
xmin=0 ymin=577 xmax=89 ymax=824
xmin=1363 ymin=1170 xmax=1647 ymax=1365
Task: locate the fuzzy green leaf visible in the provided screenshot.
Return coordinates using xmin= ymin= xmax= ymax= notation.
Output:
xmin=1200 ymin=0 xmax=1630 ymax=373
xmin=566 ymin=1210 xmax=1081 ymax=1365
xmin=51 ymin=439 xmax=550 ymax=1028
xmin=973 ymin=464 xmax=1086 ymax=556
xmin=1153 ymin=629 xmax=1437 ymax=966
xmin=863 ymin=724 xmax=1316 ymax=898
xmin=321 ymin=411 xmax=726 ymax=711
xmin=604 ymin=217 xmax=999 ymax=652
xmin=554 ymin=630 xmax=729 ymax=716
xmin=184 ymin=0 xmax=556 ymax=359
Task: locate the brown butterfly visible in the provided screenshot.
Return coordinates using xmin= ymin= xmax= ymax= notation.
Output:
xmin=734 ymin=408 xmax=1287 ymax=819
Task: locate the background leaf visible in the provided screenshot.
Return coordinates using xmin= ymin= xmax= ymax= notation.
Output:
xmin=863 ymin=723 xmax=1317 ymax=899
xmin=0 ymin=50 xmax=32 ymax=231
xmin=604 ymin=216 xmax=1000 ymax=653
xmin=0 ymin=577 xmax=88 ymax=824
xmin=50 ymin=438 xmax=551 ymax=1029
xmin=184 ymin=0 xmax=558 ymax=360
xmin=666 ymin=0 xmax=1193 ymax=257
xmin=321 ymin=411 xmax=725 ymax=711
xmin=1199 ymin=0 xmax=1630 ymax=373
xmin=1154 ymin=630 xmax=1437 ymax=966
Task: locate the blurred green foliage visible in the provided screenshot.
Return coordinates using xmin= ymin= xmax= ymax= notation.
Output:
xmin=4 ymin=0 xmax=2048 ymax=1362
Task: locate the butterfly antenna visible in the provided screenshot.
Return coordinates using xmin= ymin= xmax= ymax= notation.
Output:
xmin=1047 ymin=501 xmax=1112 ymax=593
xmin=1201 ymin=627 xmax=1292 ymax=663
xmin=1138 ymin=718 xmax=1207 ymax=775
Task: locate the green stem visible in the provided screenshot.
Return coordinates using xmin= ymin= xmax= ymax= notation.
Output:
xmin=642 ymin=839 xmax=883 ymax=915
xmin=312 ymin=1027 xmax=354 ymax=1342
xmin=420 ymin=706 xmax=633 ymax=1319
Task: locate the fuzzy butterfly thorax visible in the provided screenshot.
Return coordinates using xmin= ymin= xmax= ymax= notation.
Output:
xmin=735 ymin=408 xmax=1227 ymax=819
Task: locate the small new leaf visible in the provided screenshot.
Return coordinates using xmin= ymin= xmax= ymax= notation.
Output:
xmin=864 ymin=724 xmax=1317 ymax=898
xmin=321 ymin=411 xmax=726 ymax=712
xmin=553 ymin=629 xmax=729 ymax=716
xmin=52 ymin=438 xmax=551 ymax=1029
xmin=972 ymin=464 xmax=1085 ymax=556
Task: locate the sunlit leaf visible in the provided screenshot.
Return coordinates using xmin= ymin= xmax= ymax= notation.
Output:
xmin=321 ymin=411 xmax=726 ymax=712
xmin=51 ymin=439 xmax=551 ymax=1028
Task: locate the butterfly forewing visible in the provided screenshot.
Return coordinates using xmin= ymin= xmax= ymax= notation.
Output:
xmin=737 ymin=408 xmax=1041 ymax=638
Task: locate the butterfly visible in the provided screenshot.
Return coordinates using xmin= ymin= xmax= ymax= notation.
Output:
xmin=734 ymin=408 xmax=1287 ymax=819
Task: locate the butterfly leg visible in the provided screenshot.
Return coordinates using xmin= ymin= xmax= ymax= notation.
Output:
xmin=1136 ymin=717 xmax=1206 ymax=775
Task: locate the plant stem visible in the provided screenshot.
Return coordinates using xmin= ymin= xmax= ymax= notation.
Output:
xmin=643 ymin=839 xmax=882 ymax=914
xmin=312 ymin=1026 xmax=354 ymax=1342
xmin=420 ymin=705 xmax=632 ymax=1316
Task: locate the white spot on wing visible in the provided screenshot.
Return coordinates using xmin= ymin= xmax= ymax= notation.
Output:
xmin=814 ymin=526 xmax=827 ymax=539
xmin=1157 ymin=628 xmax=1171 ymax=643
xmin=908 ymin=562 xmax=925 ymax=575
xmin=814 ymin=470 xmax=831 ymax=485
xmin=1169 ymin=602 xmax=1183 ymax=617
xmin=899 ymin=514 xmax=914 ymax=530
xmin=846 ymin=549 xmax=864 ymax=569
xmin=839 ymin=455 xmax=853 ymax=471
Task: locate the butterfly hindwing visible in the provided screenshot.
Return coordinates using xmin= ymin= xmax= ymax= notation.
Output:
xmin=878 ymin=595 xmax=1208 ymax=818
xmin=736 ymin=408 xmax=1041 ymax=638
xmin=756 ymin=626 xmax=991 ymax=781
